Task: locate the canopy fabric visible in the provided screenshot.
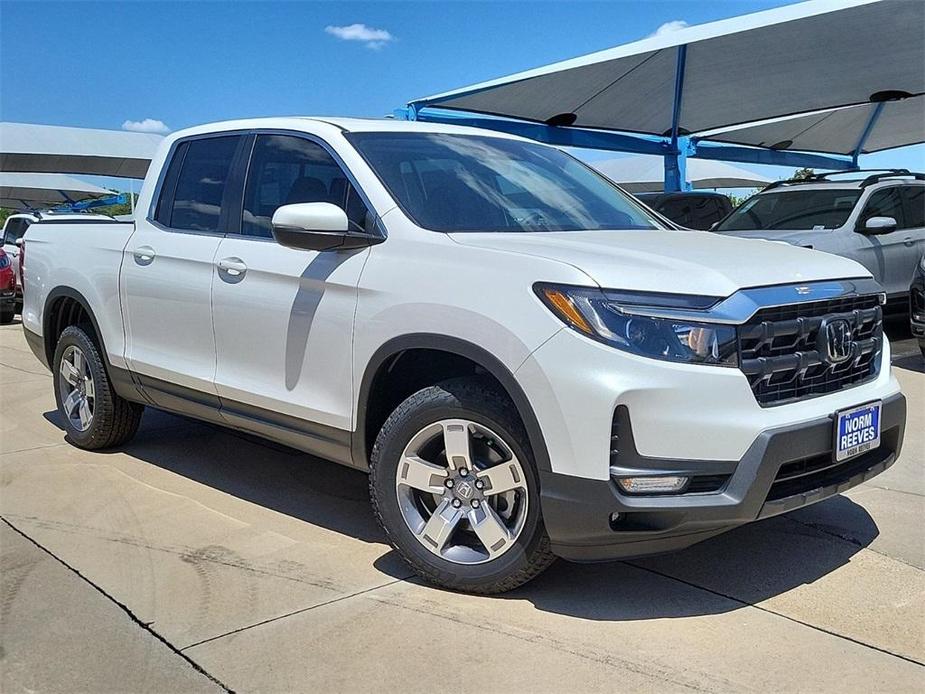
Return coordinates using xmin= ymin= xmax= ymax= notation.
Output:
xmin=0 ymin=172 xmax=112 ymax=210
xmin=412 ymin=0 xmax=924 ymax=142
xmin=703 ymin=95 xmax=925 ymax=156
xmin=589 ymin=156 xmax=772 ymax=192
xmin=0 ymin=122 xmax=163 ymax=179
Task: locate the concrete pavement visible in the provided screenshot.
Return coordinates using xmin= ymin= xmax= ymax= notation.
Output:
xmin=1 ymin=320 xmax=922 ymax=692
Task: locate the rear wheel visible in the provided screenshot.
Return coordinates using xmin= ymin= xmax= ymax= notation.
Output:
xmin=0 ymin=307 xmax=13 ymax=324
xmin=53 ymin=325 xmax=143 ymax=450
xmin=369 ymin=377 xmax=555 ymax=594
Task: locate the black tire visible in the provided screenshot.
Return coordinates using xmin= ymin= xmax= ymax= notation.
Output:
xmin=53 ymin=325 xmax=143 ymax=450
xmin=0 ymin=307 xmax=13 ymax=324
xmin=369 ymin=377 xmax=556 ymax=594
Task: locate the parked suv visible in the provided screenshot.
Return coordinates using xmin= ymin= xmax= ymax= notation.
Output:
xmin=715 ymin=171 xmax=925 ymax=315
xmin=21 ymin=119 xmax=906 ymax=593
xmin=1 ymin=212 xmax=35 ymax=308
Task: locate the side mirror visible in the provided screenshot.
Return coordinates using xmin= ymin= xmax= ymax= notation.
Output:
xmin=271 ymin=202 xmax=381 ymax=251
xmin=15 ymin=238 xmax=24 ymax=248
xmin=861 ymin=216 xmax=897 ymax=234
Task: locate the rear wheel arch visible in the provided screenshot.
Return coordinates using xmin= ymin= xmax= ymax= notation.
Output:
xmin=353 ymin=334 xmax=552 ymax=473
xmin=43 ymin=287 xmax=105 ymax=367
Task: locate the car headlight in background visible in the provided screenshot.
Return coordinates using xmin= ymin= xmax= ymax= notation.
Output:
xmin=535 ymin=283 xmax=738 ymax=367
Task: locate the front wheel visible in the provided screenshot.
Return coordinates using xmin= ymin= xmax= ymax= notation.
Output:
xmin=369 ymin=377 xmax=555 ymax=594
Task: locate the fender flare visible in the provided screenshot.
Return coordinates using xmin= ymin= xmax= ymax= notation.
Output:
xmin=42 ymin=286 xmax=105 ymax=367
xmin=352 ymin=333 xmax=552 ymax=473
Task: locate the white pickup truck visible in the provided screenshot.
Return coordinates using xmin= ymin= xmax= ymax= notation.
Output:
xmin=21 ymin=118 xmax=906 ymax=593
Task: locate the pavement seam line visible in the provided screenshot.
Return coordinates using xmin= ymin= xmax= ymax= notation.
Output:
xmin=627 ymin=561 xmax=925 ymax=668
xmin=180 ymin=573 xmax=415 ymax=652
xmin=0 ymin=516 xmax=236 ymax=693
xmin=782 ymin=515 xmax=924 ymax=571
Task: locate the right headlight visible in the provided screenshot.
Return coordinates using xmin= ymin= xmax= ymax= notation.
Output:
xmin=535 ymin=283 xmax=739 ymax=367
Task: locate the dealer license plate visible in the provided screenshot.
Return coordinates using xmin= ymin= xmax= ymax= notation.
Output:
xmin=834 ymin=401 xmax=881 ymax=462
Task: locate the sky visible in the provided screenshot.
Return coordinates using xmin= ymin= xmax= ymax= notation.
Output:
xmin=1 ymin=0 xmax=922 ymax=191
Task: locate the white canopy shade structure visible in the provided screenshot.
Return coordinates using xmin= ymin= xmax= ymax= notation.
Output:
xmin=401 ymin=0 xmax=925 ymax=189
xmin=703 ymin=95 xmax=925 ymax=157
xmin=0 ymin=122 xmax=163 ymax=179
xmin=0 ymin=172 xmax=112 ymax=211
xmin=590 ymin=156 xmax=772 ymax=193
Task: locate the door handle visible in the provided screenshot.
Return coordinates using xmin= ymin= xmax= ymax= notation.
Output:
xmin=133 ymin=246 xmax=156 ymax=266
xmin=217 ymin=257 xmax=247 ymax=280
xmin=903 ymin=237 xmax=914 ymax=247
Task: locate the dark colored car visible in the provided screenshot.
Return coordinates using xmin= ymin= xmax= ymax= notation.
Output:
xmin=0 ymin=249 xmax=16 ymax=324
xmin=911 ymin=253 xmax=925 ymax=357
xmin=635 ymin=191 xmax=733 ymax=230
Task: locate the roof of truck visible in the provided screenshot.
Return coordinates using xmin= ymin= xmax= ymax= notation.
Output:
xmin=165 ymin=116 xmax=533 ymax=143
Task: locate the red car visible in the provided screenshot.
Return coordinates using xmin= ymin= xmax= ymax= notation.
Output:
xmin=0 ymin=248 xmax=16 ymax=324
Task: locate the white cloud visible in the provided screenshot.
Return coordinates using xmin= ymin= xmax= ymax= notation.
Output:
xmin=122 ymin=118 xmax=170 ymax=134
xmin=325 ymin=23 xmax=394 ymax=49
xmin=649 ymin=20 xmax=689 ymax=37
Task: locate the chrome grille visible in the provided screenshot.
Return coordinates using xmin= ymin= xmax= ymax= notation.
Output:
xmin=739 ymin=295 xmax=882 ymax=406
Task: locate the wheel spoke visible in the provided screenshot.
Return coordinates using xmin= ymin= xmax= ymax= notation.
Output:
xmin=469 ymin=503 xmax=512 ymax=559
xmin=84 ymin=376 xmax=95 ymax=400
xmin=63 ymin=390 xmax=81 ymax=418
xmin=78 ymin=399 xmax=92 ymax=429
xmin=418 ymin=499 xmax=463 ymax=553
xmin=60 ymin=358 xmax=80 ymax=386
xmin=72 ymin=349 xmax=85 ymax=376
xmin=442 ymin=420 xmax=472 ymax=470
xmin=397 ymin=455 xmax=448 ymax=494
xmin=477 ymin=462 xmax=523 ymax=496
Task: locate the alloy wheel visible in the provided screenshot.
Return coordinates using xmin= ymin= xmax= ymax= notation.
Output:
xmin=395 ymin=419 xmax=529 ymax=565
xmin=58 ymin=345 xmax=95 ymax=432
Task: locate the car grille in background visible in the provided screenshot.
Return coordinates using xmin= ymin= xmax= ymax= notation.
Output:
xmin=739 ymin=295 xmax=882 ymax=406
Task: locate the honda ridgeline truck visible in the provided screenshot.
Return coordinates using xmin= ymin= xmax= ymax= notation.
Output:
xmin=21 ymin=118 xmax=906 ymax=593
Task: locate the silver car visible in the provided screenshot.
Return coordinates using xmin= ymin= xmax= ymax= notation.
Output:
xmin=716 ymin=171 xmax=925 ymax=313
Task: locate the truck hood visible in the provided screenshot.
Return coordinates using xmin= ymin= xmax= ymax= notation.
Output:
xmin=716 ymin=228 xmax=832 ymax=248
xmin=448 ymin=229 xmax=870 ymax=297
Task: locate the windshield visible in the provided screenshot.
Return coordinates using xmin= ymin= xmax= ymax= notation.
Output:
xmin=716 ymin=189 xmax=861 ymax=231
xmin=346 ymin=133 xmax=659 ymax=233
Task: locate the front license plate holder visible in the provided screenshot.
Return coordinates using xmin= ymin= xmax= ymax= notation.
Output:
xmin=834 ymin=400 xmax=881 ymax=463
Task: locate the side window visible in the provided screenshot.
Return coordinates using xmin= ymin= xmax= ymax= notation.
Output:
xmin=2 ymin=218 xmax=31 ymax=244
xmin=902 ymin=186 xmax=924 ymax=229
xmin=241 ymin=134 xmax=371 ymax=238
xmin=157 ymin=135 xmax=241 ymax=232
xmin=860 ymin=187 xmax=904 ymax=229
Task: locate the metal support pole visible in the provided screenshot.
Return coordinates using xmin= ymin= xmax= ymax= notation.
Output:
xmin=851 ymin=101 xmax=886 ymax=168
xmin=664 ymin=45 xmax=688 ymax=192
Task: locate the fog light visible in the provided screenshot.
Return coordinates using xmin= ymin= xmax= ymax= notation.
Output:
xmin=616 ymin=476 xmax=689 ymax=494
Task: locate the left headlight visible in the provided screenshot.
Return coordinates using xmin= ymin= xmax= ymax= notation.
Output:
xmin=535 ymin=283 xmax=739 ymax=367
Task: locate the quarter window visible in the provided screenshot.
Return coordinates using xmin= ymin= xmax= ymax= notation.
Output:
xmin=241 ymin=134 xmax=371 ymax=238
xmin=157 ymin=135 xmax=241 ymax=232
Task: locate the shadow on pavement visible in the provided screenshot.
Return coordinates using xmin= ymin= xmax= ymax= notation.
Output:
xmin=44 ymin=405 xmax=880 ymax=620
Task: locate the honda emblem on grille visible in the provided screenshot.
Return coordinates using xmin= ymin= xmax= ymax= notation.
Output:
xmin=818 ymin=318 xmax=854 ymax=364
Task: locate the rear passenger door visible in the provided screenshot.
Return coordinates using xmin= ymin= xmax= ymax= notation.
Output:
xmin=210 ymin=132 xmax=374 ymax=447
xmin=121 ymin=133 xmax=245 ymax=412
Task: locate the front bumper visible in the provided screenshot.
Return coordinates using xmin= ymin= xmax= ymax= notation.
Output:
xmin=541 ymin=393 xmax=905 ymax=561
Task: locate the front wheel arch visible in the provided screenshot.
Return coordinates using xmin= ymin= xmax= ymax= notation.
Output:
xmin=353 ymin=334 xmax=552 ymax=474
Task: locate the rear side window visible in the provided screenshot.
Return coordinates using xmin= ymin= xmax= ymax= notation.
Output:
xmin=155 ymin=135 xmax=241 ymax=232
xmin=860 ymin=187 xmax=905 ymax=229
xmin=903 ymin=186 xmax=924 ymax=228
xmin=2 ymin=218 xmax=31 ymax=244
xmin=241 ymin=134 xmax=370 ymax=238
